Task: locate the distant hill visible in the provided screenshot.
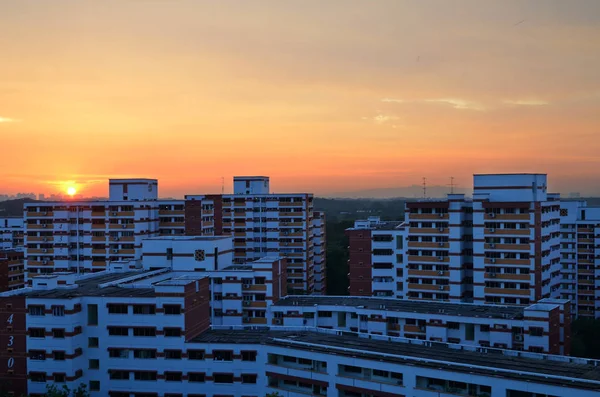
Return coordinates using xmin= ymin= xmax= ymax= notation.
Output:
xmin=0 ymin=198 xmax=38 ymax=217
xmin=328 ymin=185 xmax=470 ymax=199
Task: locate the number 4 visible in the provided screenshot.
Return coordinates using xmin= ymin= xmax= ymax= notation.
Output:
xmin=6 ymin=314 xmax=13 ymax=325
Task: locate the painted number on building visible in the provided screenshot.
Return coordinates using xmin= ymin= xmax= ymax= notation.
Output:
xmin=7 ymin=357 xmax=13 ymax=368
xmin=6 ymin=314 xmax=12 ymax=324
xmin=7 ymin=336 xmax=13 ymax=347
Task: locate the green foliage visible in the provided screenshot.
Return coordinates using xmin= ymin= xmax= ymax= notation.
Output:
xmin=324 ymin=220 xmax=353 ymax=295
xmin=265 ymin=393 xmax=283 ymax=397
xmin=571 ymin=318 xmax=600 ymax=358
xmin=44 ymin=384 xmax=89 ymax=397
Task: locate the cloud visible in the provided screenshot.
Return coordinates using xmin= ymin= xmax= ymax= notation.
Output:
xmin=503 ymin=99 xmax=549 ymax=106
xmin=381 ymin=98 xmax=486 ymax=111
xmin=372 ymin=114 xmax=399 ymax=125
xmin=0 ymin=116 xmax=20 ymax=123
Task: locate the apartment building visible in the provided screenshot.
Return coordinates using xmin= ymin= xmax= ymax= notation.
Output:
xmin=23 ymin=179 xmax=161 ymax=278
xmin=0 ymin=216 xmax=24 ymax=250
xmin=271 ymin=295 xmax=571 ymax=355
xmin=559 ymin=200 xmax=600 ymax=318
xmin=346 ymin=217 xmax=405 ymax=297
xmin=140 ymin=235 xmax=287 ymax=326
xmin=406 ymin=193 xmax=473 ymax=302
xmin=347 ymin=174 xmax=563 ymax=308
xmin=0 ymin=270 xmax=597 ymax=397
xmin=0 ymin=249 xmax=25 ymax=291
xmin=473 ymin=174 xmax=562 ymax=306
xmin=313 ymin=211 xmax=326 ymax=294
xmin=185 ymin=176 xmax=322 ymax=295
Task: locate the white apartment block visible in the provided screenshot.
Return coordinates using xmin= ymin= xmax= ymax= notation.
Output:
xmin=23 ymin=179 xmax=161 ymax=279
xmin=473 ymin=174 xmax=562 ymax=306
xmin=271 ymin=295 xmax=571 ymax=355
xmin=185 ymin=176 xmax=324 ymax=295
xmin=559 ymin=200 xmax=600 ymax=318
xmin=0 ymin=266 xmax=597 ymax=397
xmin=348 ymin=174 xmax=564 ymax=309
xmin=0 ymin=216 xmax=24 ymax=250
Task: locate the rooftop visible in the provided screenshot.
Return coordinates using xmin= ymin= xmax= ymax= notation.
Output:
xmin=192 ymin=328 xmax=600 ymax=391
xmin=143 ymin=236 xmax=231 ymax=241
xmin=274 ymin=296 xmax=525 ymax=319
xmin=19 ymin=271 xmax=157 ymax=299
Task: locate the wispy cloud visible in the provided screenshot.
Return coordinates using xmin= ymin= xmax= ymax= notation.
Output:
xmin=503 ymin=99 xmax=549 ymax=106
xmin=363 ymin=114 xmax=400 ymax=125
xmin=381 ymin=98 xmax=485 ymax=111
xmin=0 ymin=116 xmax=20 ymax=123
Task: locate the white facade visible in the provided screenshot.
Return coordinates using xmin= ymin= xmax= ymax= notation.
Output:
xmin=141 ymin=236 xmax=234 ymax=271
xmin=109 ymin=179 xmax=158 ymax=201
xmin=0 ymin=216 xmax=24 ymax=250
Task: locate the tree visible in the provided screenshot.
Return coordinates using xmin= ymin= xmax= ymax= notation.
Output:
xmin=44 ymin=384 xmax=89 ymax=397
xmin=265 ymin=393 xmax=283 ymax=397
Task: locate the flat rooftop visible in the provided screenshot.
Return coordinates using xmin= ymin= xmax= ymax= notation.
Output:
xmin=143 ymin=236 xmax=231 ymax=241
xmin=274 ymin=296 xmax=525 ymax=319
xmin=20 ymin=271 xmax=157 ymax=299
xmin=192 ymin=328 xmax=600 ymax=391
xmin=348 ymin=220 xmax=405 ymax=231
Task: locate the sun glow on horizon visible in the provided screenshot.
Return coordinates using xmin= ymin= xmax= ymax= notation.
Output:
xmin=67 ymin=186 xmax=77 ymax=196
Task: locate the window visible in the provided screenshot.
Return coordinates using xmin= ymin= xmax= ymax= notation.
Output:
xmin=30 ymin=350 xmax=46 ymax=361
xmin=54 ymin=374 xmax=66 ymax=383
xmin=28 ymin=306 xmax=45 ymax=316
xmin=241 ymin=351 xmax=257 ymax=361
xmin=134 ymin=349 xmax=156 ymax=359
xmin=89 ymin=359 xmax=100 ymax=369
xmin=391 ymin=371 xmax=403 ymax=385
xmin=164 ymin=327 xmax=181 ymax=337
xmin=213 ymin=350 xmax=233 ymax=361
xmin=109 ymin=349 xmax=129 ymax=358
xmin=242 ymin=374 xmax=257 ymax=384
xmin=188 ymin=372 xmax=205 ymax=383
xmin=53 ymin=351 xmax=65 ymax=361
xmin=187 ymin=350 xmax=205 ymax=360
xmin=88 ymin=304 xmax=98 ymax=325
xmin=52 ymin=306 xmax=65 ymax=317
xmin=51 ymin=329 xmax=65 ymax=339
xmin=164 ymin=305 xmax=181 ymax=315
xmin=134 ymin=371 xmax=157 ymax=381
xmin=447 ymin=322 xmax=460 ymax=330
xmin=165 ymin=350 xmax=182 ymax=359
xmin=88 ymin=337 xmax=99 ymax=347
xmin=480 ymin=325 xmax=490 ymax=332
xmin=108 ymin=327 xmax=129 ymax=336
xmin=213 ymin=373 xmax=234 ymax=383
xmin=133 ymin=305 xmax=155 ymax=315
xmin=30 ymin=372 xmax=46 ymax=383
xmin=530 ymin=327 xmax=544 ymax=337
xmin=165 ymin=372 xmax=182 ymax=382
xmin=109 ymin=370 xmax=129 ymax=380
xmin=133 ymin=327 xmax=156 ymax=337
xmin=107 ymin=304 xmax=128 ymax=314
xmin=89 ymin=381 xmax=100 ymax=391
xmin=373 ymin=369 xmax=389 ymax=378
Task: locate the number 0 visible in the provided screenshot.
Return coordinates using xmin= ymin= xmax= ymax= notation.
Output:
xmin=7 ymin=358 xmax=14 ymax=368
xmin=6 ymin=314 xmax=13 ymax=324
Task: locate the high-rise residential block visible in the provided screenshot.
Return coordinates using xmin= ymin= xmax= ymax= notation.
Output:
xmin=0 ymin=217 xmax=24 ymax=250
xmin=185 ymin=176 xmax=322 ymax=295
xmin=347 ymin=174 xmax=563 ymax=307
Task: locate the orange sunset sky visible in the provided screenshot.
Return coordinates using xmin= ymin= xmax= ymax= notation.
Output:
xmin=1 ymin=0 xmax=599 ymax=197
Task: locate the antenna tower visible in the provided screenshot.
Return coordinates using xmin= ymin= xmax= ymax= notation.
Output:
xmin=422 ymin=177 xmax=427 ymax=198
xmin=221 ymin=177 xmax=224 ymax=194
xmin=449 ymin=177 xmax=455 ymax=194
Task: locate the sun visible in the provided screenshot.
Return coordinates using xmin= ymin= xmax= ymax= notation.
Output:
xmin=67 ymin=186 xmax=77 ymax=196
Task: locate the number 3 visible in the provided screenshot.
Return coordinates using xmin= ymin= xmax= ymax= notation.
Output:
xmin=7 ymin=336 xmax=13 ymax=347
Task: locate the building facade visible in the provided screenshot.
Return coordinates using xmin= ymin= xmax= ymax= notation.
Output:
xmin=23 ymin=179 xmax=161 ymax=279
xmin=185 ymin=176 xmax=323 ymax=295
xmin=0 ymin=217 xmax=24 ymax=250
xmin=0 ymin=249 xmax=25 ymax=291
xmin=559 ymin=200 xmax=600 ymax=318
xmin=271 ymin=295 xmax=571 ymax=355
xmin=347 ymin=174 xmax=565 ymax=309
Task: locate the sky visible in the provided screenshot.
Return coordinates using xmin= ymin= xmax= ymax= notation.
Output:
xmin=1 ymin=0 xmax=600 ymax=197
